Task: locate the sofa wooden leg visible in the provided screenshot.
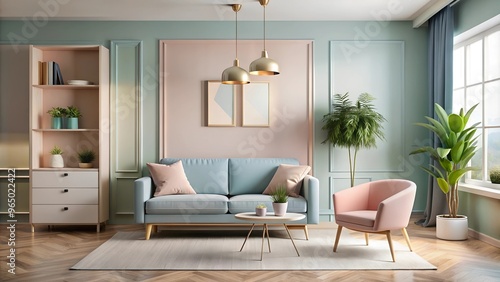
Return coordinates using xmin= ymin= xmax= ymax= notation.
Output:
xmin=303 ymin=225 xmax=309 ymax=240
xmin=145 ymin=224 xmax=153 ymax=240
xmin=365 ymin=233 xmax=369 ymax=246
xmin=333 ymin=225 xmax=343 ymax=252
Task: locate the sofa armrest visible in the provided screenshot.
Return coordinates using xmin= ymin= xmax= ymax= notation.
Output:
xmin=134 ymin=176 xmax=153 ymax=224
xmin=303 ymin=175 xmax=319 ymax=224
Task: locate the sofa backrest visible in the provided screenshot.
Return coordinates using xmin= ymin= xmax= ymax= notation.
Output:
xmin=160 ymin=158 xmax=229 ymax=195
xmin=228 ymin=158 xmax=299 ymax=195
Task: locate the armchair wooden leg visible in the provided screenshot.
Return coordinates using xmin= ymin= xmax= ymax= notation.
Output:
xmin=401 ymin=227 xmax=413 ymax=251
xmin=333 ymin=226 xmax=343 ymax=252
xmin=145 ymin=224 xmax=154 ymax=240
xmin=364 ymin=233 xmax=369 ymax=246
xmin=385 ymin=231 xmax=396 ymax=262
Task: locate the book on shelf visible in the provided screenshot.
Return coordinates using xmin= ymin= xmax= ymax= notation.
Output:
xmin=38 ymin=61 xmax=64 ymax=85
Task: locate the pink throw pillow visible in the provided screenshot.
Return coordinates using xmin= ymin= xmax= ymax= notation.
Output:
xmin=147 ymin=161 xmax=196 ymax=197
xmin=263 ymin=164 xmax=311 ymax=197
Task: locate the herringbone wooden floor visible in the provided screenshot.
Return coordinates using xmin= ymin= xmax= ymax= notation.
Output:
xmin=1 ymin=214 xmax=499 ymax=282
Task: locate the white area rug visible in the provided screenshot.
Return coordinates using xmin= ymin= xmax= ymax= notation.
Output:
xmin=71 ymin=229 xmax=436 ymax=270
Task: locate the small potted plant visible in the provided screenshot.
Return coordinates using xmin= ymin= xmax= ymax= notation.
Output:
xmin=77 ymin=149 xmax=96 ymax=168
xmin=50 ymin=145 xmax=64 ymax=168
xmin=270 ymin=185 xmax=288 ymax=216
xmin=255 ymin=203 xmax=267 ymax=216
xmin=47 ymin=107 xmax=66 ymax=129
xmin=66 ymin=105 xmax=81 ymax=129
xmin=490 ymin=167 xmax=500 ymax=185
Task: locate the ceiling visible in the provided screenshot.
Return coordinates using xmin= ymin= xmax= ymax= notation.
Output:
xmin=0 ymin=0 xmax=450 ymax=26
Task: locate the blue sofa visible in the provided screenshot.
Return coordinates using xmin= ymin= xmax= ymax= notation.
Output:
xmin=135 ymin=158 xmax=319 ymax=239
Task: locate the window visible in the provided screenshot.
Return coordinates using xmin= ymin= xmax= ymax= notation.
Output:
xmin=453 ymin=25 xmax=500 ymax=185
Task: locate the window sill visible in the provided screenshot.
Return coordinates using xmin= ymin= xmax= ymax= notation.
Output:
xmin=458 ymin=183 xmax=500 ymax=200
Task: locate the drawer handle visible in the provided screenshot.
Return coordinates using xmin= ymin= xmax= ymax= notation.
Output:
xmin=63 ymin=189 xmax=69 ymax=193
xmin=63 ymin=173 xmax=69 ymax=177
xmin=63 ymin=207 xmax=69 ymax=211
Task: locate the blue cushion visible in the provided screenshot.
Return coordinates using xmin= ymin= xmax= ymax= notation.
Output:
xmin=146 ymin=194 xmax=228 ymax=215
xmin=228 ymin=158 xmax=299 ymax=195
xmin=160 ymin=158 xmax=229 ymax=194
xmin=228 ymin=194 xmax=307 ymax=213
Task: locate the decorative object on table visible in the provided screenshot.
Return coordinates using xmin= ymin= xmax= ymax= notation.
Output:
xmin=270 ymin=185 xmax=288 ymax=216
xmin=255 ymin=203 xmax=267 ymax=216
xmin=242 ymin=82 xmax=270 ymax=127
xmin=49 ymin=145 xmax=64 ymax=168
xmin=489 ymin=166 xmax=500 ymax=184
xmin=66 ymin=105 xmax=81 ymax=129
xmin=47 ymin=106 xmax=66 ymax=129
xmin=206 ymin=81 xmax=236 ymax=127
xmin=321 ymin=92 xmax=385 ymax=187
xmin=410 ymin=103 xmax=479 ymax=241
xmin=78 ymin=149 xmax=96 ymax=168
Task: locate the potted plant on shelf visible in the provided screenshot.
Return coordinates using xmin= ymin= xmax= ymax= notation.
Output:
xmin=47 ymin=107 xmax=66 ymax=129
xmin=490 ymin=167 xmax=500 ymax=185
xmin=50 ymin=145 xmax=64 ymax=168
xmin=255 ymin=203 xmax=267 ymax=217
xmin=77 ymin=149 xmax=96 ymax=168
xmin=66 ymin=105 xmax=81 ymax=129
xmin=410 ymin=103 xmax=479 ymax=240
xmin=321 ymin=92 xmax=386 ymax=187
xmin=270 ymin=185 xmax=288 ymax=216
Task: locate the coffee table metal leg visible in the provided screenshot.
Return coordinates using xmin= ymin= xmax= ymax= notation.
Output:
xmin=265 ymin=224 xmax=271 ymax=252
xmin=284 ymin=224 xmax=300 ymax=257
xmin=240 ymin=224 xmax=255 ymax=252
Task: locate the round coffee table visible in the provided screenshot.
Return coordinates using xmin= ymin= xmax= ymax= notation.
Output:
xmin=234 ymin=212 xmax=306 ymax=261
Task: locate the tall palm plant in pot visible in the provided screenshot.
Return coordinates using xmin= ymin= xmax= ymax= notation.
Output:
xmin=321 ymin=93 xmax=386 ymax=187
xmin=410 ymin=103 xmax=479 ymax=240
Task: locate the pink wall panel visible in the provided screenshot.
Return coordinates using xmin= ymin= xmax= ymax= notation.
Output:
xmin=160 ymin=40 xmax=312 ymax=166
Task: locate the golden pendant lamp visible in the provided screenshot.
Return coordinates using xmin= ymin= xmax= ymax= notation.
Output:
xmin=221 ymin=4 xmax=250 ymax=85
xmin=249 ymin=0 xmax=280 ymax=76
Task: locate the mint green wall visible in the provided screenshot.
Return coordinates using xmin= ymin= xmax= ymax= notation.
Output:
xmin=0 ymin=20 xmax=429 ymax=223
xmin=454 ymin=0 xmax=500 ymax=241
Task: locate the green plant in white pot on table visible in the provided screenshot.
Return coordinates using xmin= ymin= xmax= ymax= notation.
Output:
xmin=77 ymin=149 xmax=96 ymax=168
xmin=255 ymin=203 xmax=267 ymax=217
xmin=50 ymin=145 xmax=64 ymax=168
xmin=270 ymin=185 xmax=288 ymax=216
xmin=410 ymin=103 xmax=479 ymax=240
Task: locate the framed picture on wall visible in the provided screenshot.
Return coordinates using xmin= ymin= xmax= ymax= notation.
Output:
xmin=206 ymin=81 xmax=236 ymax=127
xmin=242 ymin=82 xmax=270 ymax=127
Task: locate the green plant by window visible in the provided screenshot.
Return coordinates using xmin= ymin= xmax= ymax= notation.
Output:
xmin=410 ymin=103 xmax=479 ymax=218
xmin=50 ymin=145 xmax=63 ymax=155
xmin=66 ymin=105 xmax=82 ymax=118
xmin=321 ymin=92 xmax=386 ymax=187
xmin=78 ymin=149 xmax=96 ymax=163
xmin=47 ymin=107 xmax=66 ymax=118
xmin=490 ymin=167 xmax=500 ymax=184
xmin=270 ymin=185 xmax=288 ymax=203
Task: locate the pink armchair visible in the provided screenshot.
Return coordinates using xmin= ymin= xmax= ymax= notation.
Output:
xmin=332 ymin=179 xmax=416 ymax=262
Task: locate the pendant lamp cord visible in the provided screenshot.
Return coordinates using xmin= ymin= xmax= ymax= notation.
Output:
xmin=235 ymin=9 xmax=238 ymax=59
xmin=263 ymin=4 xmax=266 ymax=51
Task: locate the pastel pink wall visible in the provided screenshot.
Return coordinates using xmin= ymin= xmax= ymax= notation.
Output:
xmin=160 ymin=40 xmax=312 ymax=166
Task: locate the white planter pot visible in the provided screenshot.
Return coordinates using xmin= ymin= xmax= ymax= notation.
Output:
xmin=50 ymin=154 xmax=64 ymax=168
xmin=255 ymin=207 xmax=267 ymax=216
xmin=272 ymin=202 xmax=288 ymax=216
xmin=436 ymin=215 xmax=468 ymax=241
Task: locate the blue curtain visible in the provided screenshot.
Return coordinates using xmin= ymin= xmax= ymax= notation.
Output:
xmin=417 ymin=6 xmax=454 ymax=227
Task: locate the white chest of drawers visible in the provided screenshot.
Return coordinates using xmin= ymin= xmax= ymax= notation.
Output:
xmin=31 ymin=169 xmax=105 ymax=232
